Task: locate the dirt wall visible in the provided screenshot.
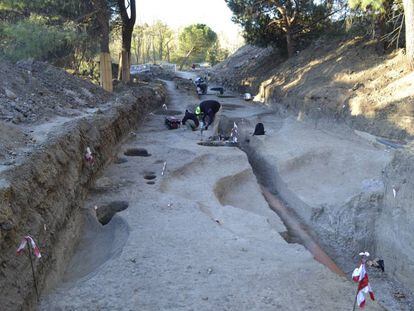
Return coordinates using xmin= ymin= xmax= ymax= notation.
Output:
xmin=212 ymin=38 xmax=414 ymax=140
xmin=377 ymin=145 xmax=414 ymax=291
xmin=0 ymin=83 xmax=166 ymax=311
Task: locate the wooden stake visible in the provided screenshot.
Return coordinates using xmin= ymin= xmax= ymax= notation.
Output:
xmin=27 ymin=243 xmax=39 ymax=302
xmin=352 ymin=285 xmax=358 ymax=311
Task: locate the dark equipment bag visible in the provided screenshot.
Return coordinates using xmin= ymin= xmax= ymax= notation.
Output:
xmin=165 ymin=116 xmax=181 ymax=130
xmin=253 ymin=123 xmax=265 ymax=135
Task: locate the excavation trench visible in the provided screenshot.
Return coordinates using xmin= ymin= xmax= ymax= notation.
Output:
xmin=241 ymin=145 xmax=346 ymax=277
xmin=203 ymin=136 xmax=346 ymax=277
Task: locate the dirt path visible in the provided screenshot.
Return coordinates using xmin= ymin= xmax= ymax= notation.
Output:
xmin=39 ymin=80 xmax=382 ymax=310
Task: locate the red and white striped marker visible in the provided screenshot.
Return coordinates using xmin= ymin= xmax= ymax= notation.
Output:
xmin=85 ymin=147 xmax=94 ymax=165
xmin=16 ymin=236 xmax=41 ymax=258
xmin=352 ymin=252 xmax=375 ymax=309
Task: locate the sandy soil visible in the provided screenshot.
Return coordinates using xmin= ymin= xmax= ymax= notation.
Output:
xmin=39 ymin=79 xmax=383 ymax=310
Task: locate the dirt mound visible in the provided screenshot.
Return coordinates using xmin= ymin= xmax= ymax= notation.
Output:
xmin=212 ymin=38 xmax=414 ymax=140
xmin=131 ymin=64 xmax=175 ymax=82
xmin=0 ymin=60 xmax=110 ymax=124
xmin=173 ymin=76 xmax=198 ymax=97
xmin=0 ymin=122 xmax=29 ymax=162
xmin=212 ymin=45 xmax=283 ymax=93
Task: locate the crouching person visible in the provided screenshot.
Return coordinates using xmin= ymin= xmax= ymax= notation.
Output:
xmin=182 ymin=110 xmax=199 ymax=131
xmin=198 ymin=100 xmax=222 ymax=135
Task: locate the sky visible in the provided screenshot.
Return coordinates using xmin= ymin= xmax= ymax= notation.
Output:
xmin=135 ymin=0 xmax=244 ymax=50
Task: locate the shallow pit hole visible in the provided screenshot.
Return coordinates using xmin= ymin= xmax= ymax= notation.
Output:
xmin=114 ymin=157 xmax=128 ymax=164
xmin=144 ymin=174 xmax=156 ymax=180
xmin=124 ymin=148 xmax=151 ymax=157
xmin=147 ymin=181 xmax=155 ymax=185
xmin=96 ymin=201 xmax=129 ymax=225
xmin=62 ymin=212 xmax=129 ymax=283
xmin=197 ymin=141 xmax=238 ymax=147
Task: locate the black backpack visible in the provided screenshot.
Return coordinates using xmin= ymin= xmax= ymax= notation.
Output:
xmin=253 ymin=123 xmax=265 ymax=135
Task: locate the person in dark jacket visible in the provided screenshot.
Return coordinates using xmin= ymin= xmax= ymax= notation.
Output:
xmin=182 ymin=110 xmax=199 ymax=130
xmin=194 ymin=77 xmax=207 ymax=95
xmin=198 ymin=100 xmax=221 ymax=130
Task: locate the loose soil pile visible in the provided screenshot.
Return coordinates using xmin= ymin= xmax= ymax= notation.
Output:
xmin=212 ymin=45 xmax=283 ymax=94
xmin=0 ymin=60 xmax=110 ymax=124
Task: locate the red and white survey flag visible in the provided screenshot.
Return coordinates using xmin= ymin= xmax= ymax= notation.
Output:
xmin=85 ymin=147 xmax=94 ymax=164
xmin=16 ymin=236 xmax=41 ymax=259
xmin=352 ymin=260 xmax=375 ymax=308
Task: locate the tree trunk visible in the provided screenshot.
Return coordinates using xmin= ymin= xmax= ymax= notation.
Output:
xmin=146 ymin=44 xmax=151 ymax=64
xmin=117 ymin=0 xmax=136 ymax=81
xmin=286 ymin=29 xmax=295 ymax=58
xmin=134 ymin=39 xmax=141 ymax=64
xmin=100 ymin=52 xmax=113 ymax=92
xmin=403 ymin=0 xmax=414 ymax=69
xmin=373 ymin=13 xmax=386 ymax=54
xmin=158 ymin=35 xmax=164 ymax=61
xmin=166 ymin=43 xmax=171 ymax=63
xmin=179 ymin=47 xmax=195 ymax=70
xmin=92 ymin=0 xmax=112 ymax=92
xmin=152 ymin=40 xmax=156 ymax=63
xmin=119 ymin=50 xmax=130 ymax=81
xmin=326 ymin=0 xmax=334 ymax=14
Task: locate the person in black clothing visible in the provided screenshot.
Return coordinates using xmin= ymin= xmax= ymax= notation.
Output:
xmin=195 ymin=77 xmax=208 ymax=94
xmin=182 ymin=110 xmax=199 ymax=131
xmin=198 ymin=100 xmax=221 ymax=131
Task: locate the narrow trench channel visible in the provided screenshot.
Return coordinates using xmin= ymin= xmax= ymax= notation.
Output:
xmin=239 ymin=142 xmax=346 ymax=277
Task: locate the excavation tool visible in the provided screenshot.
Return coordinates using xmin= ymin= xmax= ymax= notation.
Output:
xmin=200 ymin=122 xmax=204 ymax=141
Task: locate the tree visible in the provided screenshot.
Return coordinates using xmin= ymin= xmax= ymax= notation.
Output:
xmin=131 ymin=25 xmax=144 ymax=63
xmin=226 ymin=0 xmax=330 ymax=57
xmin=226 ymin=0 xmax=299 ymax=57
xmin=178 ymin=24 xmax=218 ymax=69
xmin=0 ymin=0 xmax=96 ymax=63
xmin=207 ymin=41 xmax=230 ymax=66
xmin=116 ymin=0 xmax=136 ymax=81
xmin=152 ymin=21 xmax=173 ymax=62
xmin=403 ymin=0 xmax=414 ymax=69
xmin=348 ymin=0 xmax=414 ymax=68
xmin=348 ymin=0 xmax=392 ymax=53
xmin=92 ymin=0 xmax=113 ymax=92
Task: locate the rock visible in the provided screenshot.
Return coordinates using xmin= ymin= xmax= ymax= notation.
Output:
xmin=0 ymin=221 xmax=14 ymax=231
xmin=394 ymin=292 xmax=406 ymax=299
xmin=94 ymin=177 xmax=113 ymax=190
xmin=5 ymin=89 xmax=17 ymax=100
xmin=351 ymin=82 xmax=364 ymax=91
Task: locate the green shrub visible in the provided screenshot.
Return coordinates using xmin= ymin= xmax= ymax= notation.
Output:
xmin=0 ymin=16 xmax=77 ymax=61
